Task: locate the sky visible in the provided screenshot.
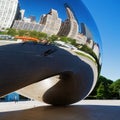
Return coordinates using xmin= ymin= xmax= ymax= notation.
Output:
xmin=82 ymin=0 xmax=120 ymax=81
xmin=19 ymin=0 xmax=120 ymax=81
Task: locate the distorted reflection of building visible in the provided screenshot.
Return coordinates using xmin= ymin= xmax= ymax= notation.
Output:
xmin=12 ymin=5 xmax=91 ymax=45
xmin=75 ymin=33 xmax=87 ymax=45
xmin=85 ymin=39 xmax=100 ymax=58
xmin=58 ymin=5 xmax=89 ymax=46
xmin=0 ymin=0 xmax=21 ymax=31
xmin=12 ymin=9 xmax=62 ymax=35
xmin=58 ymin=5 xmax=79 ymax=39
xmin=39 ymin=9 xmax=62 ymax=35
xmin=86 ymin=39 xmax=94 ymax=49
xmin=93 ymin=43 xmax=100 ymax=58
xmin=12 ymin=4 xmax=100 ymax=58
xmin=20 ymin=9 xmax=25 ymax=20
xmin=13 ymin=20 xmax=44 ymax=31
xmin=29 ymin=16 xmax=36 ymax=23
xmin=80 ymin=23 xmax=93 ymax=40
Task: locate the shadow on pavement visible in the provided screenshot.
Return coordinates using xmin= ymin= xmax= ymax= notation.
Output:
xmin=0 ymin=105 xmax=120 ymax=120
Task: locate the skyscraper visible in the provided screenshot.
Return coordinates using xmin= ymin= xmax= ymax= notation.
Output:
xmin=13 ymin=9 xmax=62 ymax=35
xmin=20 ymin=9 xmax=25 ymax=20
xmin=58 ymin=5 xmax=79 ymax=39
xmin=29 ymin=16 xmax=36 ymax=22
xmin=40 ymin=9 xmax=62 ymax=35
xmin=0 ymin=0 xmax=21 ymax=30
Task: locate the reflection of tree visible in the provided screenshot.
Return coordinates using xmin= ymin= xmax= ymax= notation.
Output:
xmin=3 ymin=28 xmax=98 ymax=62
xmin=7 ymin=28 xmax=17 ymax=36
xmin=3 ymin=29 xmax=48 ymax=42
xmin=18 ymin=30 xmax=27 ymax=36
xmin=49 ymin=35 xmax=59 ymax=43
xmin=79 ymin=45 xmax=96 ymax=59
xmin=2 ymin=28 xmax=100 ymax=69
xmin=0 ymin=30 xmax=7 ymax=35
xmin=29 ymin=31 xmax=38 ymax=38
xmin=38 ymin=32 xmax=48 ymax=40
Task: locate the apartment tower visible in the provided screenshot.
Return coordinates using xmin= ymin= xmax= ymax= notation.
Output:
xmin=0 ymin=0 xmax=20 ymax=30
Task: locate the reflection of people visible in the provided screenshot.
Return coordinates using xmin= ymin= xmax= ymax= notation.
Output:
xmin=14 ymin=95 xmax=17 ymax=103
xmin=41 ymin=40 xmax=50 ymax=45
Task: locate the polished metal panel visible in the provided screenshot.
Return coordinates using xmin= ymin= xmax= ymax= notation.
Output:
xmin=0 ymin=0 xmax=102 ymax=105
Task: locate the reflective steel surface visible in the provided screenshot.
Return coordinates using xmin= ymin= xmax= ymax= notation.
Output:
xmin=0 ymin=0 xmax=102 ymax=105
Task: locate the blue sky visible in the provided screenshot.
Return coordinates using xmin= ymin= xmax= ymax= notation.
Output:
xmin=19 ymin=0 xmax=120 ymax=81
xmin=83 ymin=0 xmax=120 ymax=81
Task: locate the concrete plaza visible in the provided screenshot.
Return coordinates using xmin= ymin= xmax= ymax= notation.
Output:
xmin=0 ymin=100 xmax=120 ymax=120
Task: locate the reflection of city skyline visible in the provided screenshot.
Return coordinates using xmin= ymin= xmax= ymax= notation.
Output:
xmin=0 ymin=1 xmax=102 ymax=105
xmin=0 ymin=0 xmax=100 ymax=58
xmin=12 ymin=4 xmax=100 ymax=58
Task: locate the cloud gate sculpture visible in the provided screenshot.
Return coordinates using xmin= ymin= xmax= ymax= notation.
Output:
xmin=0 ymin=0 xmax=102 ymax=105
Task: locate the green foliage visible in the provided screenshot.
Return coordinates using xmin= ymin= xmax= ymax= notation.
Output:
xmin=97 ymin=82 xmax=105 ymax=99
xmin=38 ymin=32 xmax=47 ymax=40
xmin=59 ymin=36 xmax=77 ymax=46
xmin=80 ymin=45 xmax=97 ymax=59
xmin=110 ymin=79 xmax=120 ymax=99
xmin=78 ymin=44 xmax=101 ymax=74
xmin=18 ymin=30 xmax=27 ymax=36
xmin=7 ymin=28 xmax=17 ymax=36
xmin=49 ymin=35 xmax=59 ymax=42
xmin=5 ymin=28 xmax=48 ymax=41
xmin=29 ymin=30 xmax=38 ymax=38
xmin=88 ymin=76 xmax=120 ymax=99
xmin=59 ymin=36 xmax=68 ymax=43
xmin=88 ymin=76 xmax=113 ymax=99
xmin=0 ymin=31 xmax=7 ymax=35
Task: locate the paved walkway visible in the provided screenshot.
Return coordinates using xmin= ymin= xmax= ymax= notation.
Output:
xmin=0 ymin=100 xmax=120 ymax=120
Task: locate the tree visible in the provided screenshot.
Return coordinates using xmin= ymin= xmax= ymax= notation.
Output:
xmin=49 ymin=35 xmax=59 ymax=42
xmin=38 ymin=32 xmax=48 ymax=40
xmin=88 ymin=76 xmax=113 ymax=99
xmin=7 ymin=28 xmax=17 ymax=36
xmin=29 ymin=31 xmax=38 ymax=38
xmin=97 ymin=82 xmax=105 ymax=99
xmin=110 ymin=79 xmax=120 ymax=99
xmin=60 ymin=36 xmax=68 ymax=43
xmin=18 ymin=30 xmax=27 ymax=36
xmin=0 ymin=30 xmax=7 ymax=35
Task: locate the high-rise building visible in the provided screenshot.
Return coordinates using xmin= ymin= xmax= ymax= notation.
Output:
xmin=40 ymin=9 xmax=62 ymax=35
xmin=81 ymin=23 xmax=93 ymax=40
xmin=86 ymin=39 xmax=94 ymax=49
xmin=58 ymin=5 xmax=92 ymax=46
xmin=75 ymin=33 xmax=87 ymax=45
xmin=23 ymin=17 xmax=31 ymax=23
xmin=93 ymin=43 xmax=100 ymax=58
xmin=0 ymin=0 xmax=21 ymax=30
xmin=20 ymin=9 xmax=25 ymax=20
xmin=58 ymin=5 xmax=79 ymax=39
xmin=13 ymin=9 xmax=62 ymax=35
xmin=29 ymin=16 xmax=36 ymax=22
